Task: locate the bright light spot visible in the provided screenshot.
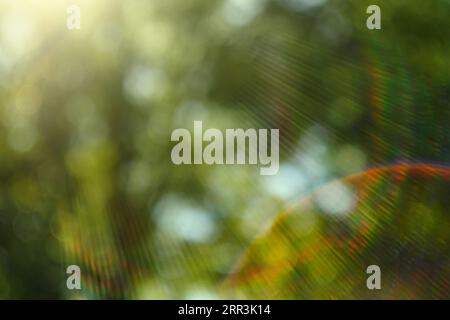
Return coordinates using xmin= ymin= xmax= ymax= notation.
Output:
xmin=264 ymin=164 xmax=307 ymax=200
xmin=184 ymin=286 xmax=219 ymax=300
xmin=123 ymin=64 xmax=162 ymax=105
xmin=294 ymin=125 xmax=331 ymax=188
xmin=153 ymin=195 xmax=217 ymax=243
xmin=315 ymin=181 xmax=355 ymax=216
xmin=1 ymin=12 xmax=35 ymax=60
xmin=222 ymin=0 xmax=268 ymax=27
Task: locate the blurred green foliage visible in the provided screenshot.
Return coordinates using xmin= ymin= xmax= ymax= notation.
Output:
xmin=0 ymin=0 xmax=448 ymax=298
